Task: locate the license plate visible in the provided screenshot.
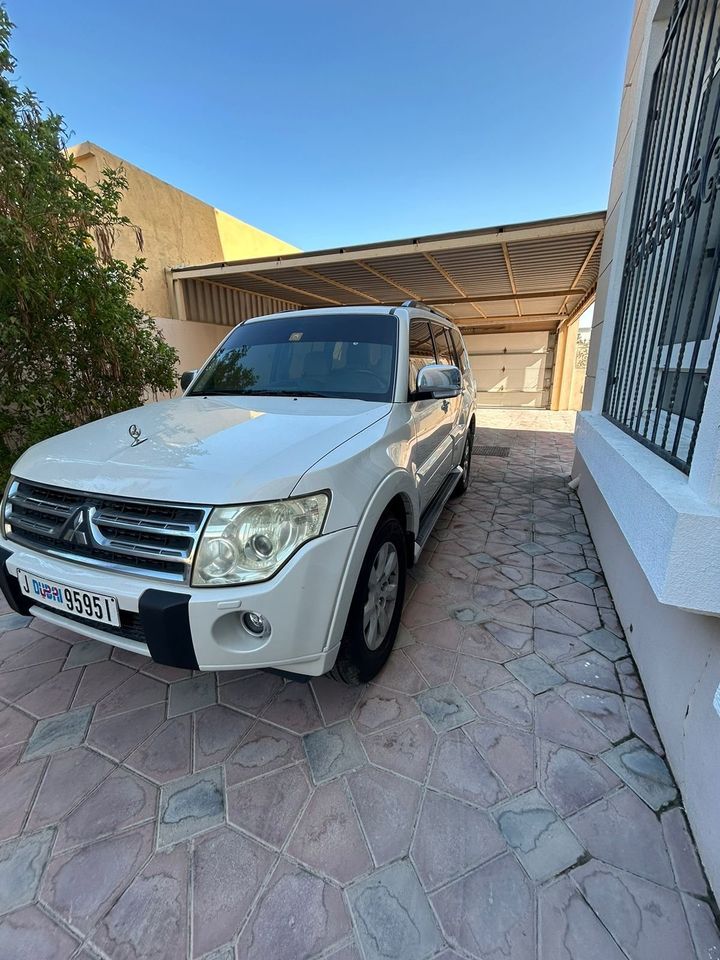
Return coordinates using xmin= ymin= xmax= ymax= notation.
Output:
xmin=18 ymin=570 xmax=120 ymax=627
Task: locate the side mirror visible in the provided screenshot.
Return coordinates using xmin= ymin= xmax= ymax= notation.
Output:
xmin=415 ymin=363 xmax=461 ymax=400
xmin=180 ymin=370 xmax=198 ymax=392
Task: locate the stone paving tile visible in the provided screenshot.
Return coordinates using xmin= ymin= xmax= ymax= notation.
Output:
xmin=602 ymin=737 xmax=678 ymax=810
xmin=22 ymin=705 xmax=92 ymax=760
xmin=348 ymin=859 xmax=443 ymax=960
xmin=347 ymin=765 xmax=421 ymax=866
xmin=303 ymin=719 xmax=366 ymax=783
xmin=662 ymin=806 xmax=709 ymax=897
xmin=537 ymin=739 xmax=620 ymax=818
xmin=55 ymin=766 xmax=158 ymax=852
xmin=567 ymin=788 xmax=675 ymax=886
xmin=428 ymin=728 xmax=507 ymax=805
xmin=558 ymin=682 xmax=630 ymax=742
xmin=493 ymin=787 xmax=584 ymax=881
xmin=0 ymin=756 xmax=45 ymax=841
xmin=538 ymin=875 xmax=626 ymax=959
xmin=194 ymin=703 xmax=254 ymax=770
xmin=41 ymin=823 xmax=155 ymax=934
xmin=464 ymin=717 xmax=535 ymax=794
xmin=430 ymin=852 xmax=534 ymax=960
xmin=0 ymin=704 xmax=34 ymax=750
xmin=287 ymin=779 xmax=371 ymax=883
xmin=506 ymin=653 xmax=564 ymax=693
xmin=352 ymin=685 xmax=420 ymax=735
xmin=361 ymin=716 xmax=435 ymax=781
xmin=224 ymin=720 xmax=303 ymax=786
xmin=580 ymin=626 xmax=629 ymax=661
xmin=412 ymin=789 xmax=506 ymax=889
xmin=0 ymin=828 xmax=54 ymax=914
xmin=63 ymin=638 xmax=110 ymax=669
xmin=414 ymin=682 xmax=476 ymax=732
xmin=167 ymin=672 xmax=217 ymax=717
xmin=26 ymin=745 xmax=113 ymax=831
xmin=467 ymin=679 xmax=534 ymax=730
xmin=236 ymin=857 xmax=351 ymax=960
xmin=0 ymin=903 xmax=79 ymax=959
xmin=535 ymin=689 xmax=612 ymax=754
xmin=227 ymin=762 xmax=310 ymax=848
xmin=91 ymin=843 xmax=190 ymax=959
xmin=86 ymin=701 xmax=166 ymax=761
xmin=0 ymin=413 xmax=716 ymax=959
xmin=192 ymin=825 xmax=275 ymax=957
xmin=157 ymin=766 xmax=225 ymax=847
xmin=572 ymin=859 xmax=696 ymax=960
xmin=125 ymin=714 xmax=193 ymax=784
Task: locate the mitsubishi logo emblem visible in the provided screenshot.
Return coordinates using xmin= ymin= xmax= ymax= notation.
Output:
xmin=129 ymin=424 xmax=147 ymax=447
xmin=62 ymin=508 xmax=90 ymax=547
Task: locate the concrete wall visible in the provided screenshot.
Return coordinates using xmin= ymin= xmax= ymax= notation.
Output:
xmin=69 ymin=142 xmax=299 ymax=370
xmin=574 ymin=452 xmax=720 ymax=895
xmin=574 ymin=0 xmax=720 ymax=897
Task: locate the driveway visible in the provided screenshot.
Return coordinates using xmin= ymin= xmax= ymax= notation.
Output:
xmin=0 ymin=410 xmax=717 ymax=959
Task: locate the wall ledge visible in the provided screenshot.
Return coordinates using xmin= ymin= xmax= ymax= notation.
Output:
xmin=574 ymin=412 xmax=720 ymax=616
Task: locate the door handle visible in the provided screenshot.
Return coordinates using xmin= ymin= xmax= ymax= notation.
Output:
xmin=441 ymin=399 xmax=450 ymax=412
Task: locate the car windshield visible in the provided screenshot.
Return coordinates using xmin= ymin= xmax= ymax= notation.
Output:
xmin=189 ymin=313 xmax=398 ymax=402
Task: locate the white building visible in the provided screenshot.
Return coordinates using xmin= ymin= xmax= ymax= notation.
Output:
xmin=575 ymin=0 xmax=720 ymax=895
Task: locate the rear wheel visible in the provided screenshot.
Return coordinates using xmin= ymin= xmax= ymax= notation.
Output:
xmin=451 ymin=428 xmax=474 ymax=498
xmin=330 ymin=515 xmax=407 ymax=685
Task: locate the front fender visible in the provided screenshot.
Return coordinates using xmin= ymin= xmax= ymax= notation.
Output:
xmin=324 ymin=469 xmax=418 ymax=652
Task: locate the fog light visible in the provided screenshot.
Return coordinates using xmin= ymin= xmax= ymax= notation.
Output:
xmin=242 ymin=611 xmax=268 ymax=636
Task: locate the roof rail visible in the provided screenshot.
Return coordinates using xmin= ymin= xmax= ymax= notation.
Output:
xmin=401 ymin=299 xmax=450 ymax=320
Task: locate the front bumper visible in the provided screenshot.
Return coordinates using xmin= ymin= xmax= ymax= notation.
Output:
xmin=0 ymin=527 xmax=355 ymax=675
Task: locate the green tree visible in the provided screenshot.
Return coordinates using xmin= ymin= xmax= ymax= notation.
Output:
xmin=0 ymin=7 xmax=177 ymax=482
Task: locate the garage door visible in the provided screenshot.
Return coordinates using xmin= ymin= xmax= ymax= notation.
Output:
xmin=464 ymin=332 xmax=551 ymax=408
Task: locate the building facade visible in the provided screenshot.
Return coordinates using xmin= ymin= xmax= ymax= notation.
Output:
xmin=70 ymin=142 xmax=299 ymax=373
xmin=575 ymin=0 xmax=720 ymax=894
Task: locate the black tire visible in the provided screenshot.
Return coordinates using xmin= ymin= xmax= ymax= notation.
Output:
xmin=451 ymin=428 xmax=474 ymax=498
xmin=330 ymin=515 xmax=407 ymax=685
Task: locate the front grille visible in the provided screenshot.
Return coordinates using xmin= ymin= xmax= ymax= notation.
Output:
xmin=4 ymin=479 xmax=210 ymax=582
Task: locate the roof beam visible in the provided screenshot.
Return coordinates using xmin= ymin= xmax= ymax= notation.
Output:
xmin=241 ymin=272 xmax=341 ymax=306
xmin=356 ymin=260 xmax=421 ymax=300
xmin=423 ymin=252 xmax=486 ymax=319
xmin=558 ymin=228 xmax=604 ymax=316
xmin=501 ymin=242 xmax=522 ymax=318
xmin=408 ymin=288 xmax=588 ymax=306
xmin=295 ymin=266 xmax=380 ymax=303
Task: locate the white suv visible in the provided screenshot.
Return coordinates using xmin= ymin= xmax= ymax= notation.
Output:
xmin=0 ymin=303 xmax=476 ymax=683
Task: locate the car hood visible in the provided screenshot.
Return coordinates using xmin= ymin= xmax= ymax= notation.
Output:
xmin=12 ymin=396 xmax=392 ymax=504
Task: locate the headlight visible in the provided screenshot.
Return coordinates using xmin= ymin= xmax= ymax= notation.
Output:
xmin=192 ymin=493 xmax=329 ymax=586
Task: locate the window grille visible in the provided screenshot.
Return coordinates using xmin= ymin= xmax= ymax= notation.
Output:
xmin=604 ymin=0 xmax=720 ymax=472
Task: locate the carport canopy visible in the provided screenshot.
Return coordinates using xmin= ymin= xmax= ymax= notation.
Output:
xmin=170 ymin=210 xmax=605 ymax=336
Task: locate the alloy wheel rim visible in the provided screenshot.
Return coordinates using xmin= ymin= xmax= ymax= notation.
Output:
xmin=363 ymin=541 xmax=399 ymax=651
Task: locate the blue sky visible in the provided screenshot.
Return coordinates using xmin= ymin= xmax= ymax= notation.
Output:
xmin=12 ymin=0 xmax=633 ymax=250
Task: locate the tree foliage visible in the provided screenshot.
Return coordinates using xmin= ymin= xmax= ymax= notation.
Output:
xmin=0 ymin=7 xmax=177 ymax=481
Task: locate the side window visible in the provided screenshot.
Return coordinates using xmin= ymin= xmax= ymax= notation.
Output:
xmin=450 ymin=328 xmax=470 ymax=375
xmin=431 ymin=324 xmax=454 ymax=366
xmin=408 ymin=320 xmax=435 ymax=395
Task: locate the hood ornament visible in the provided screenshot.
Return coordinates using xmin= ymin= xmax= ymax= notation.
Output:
xmin=128 ymin=424 xmax=148 ymax=447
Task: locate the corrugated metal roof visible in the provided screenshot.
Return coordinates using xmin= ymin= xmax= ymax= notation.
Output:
xmin=171 ymin=211 xmax=605 ymax=333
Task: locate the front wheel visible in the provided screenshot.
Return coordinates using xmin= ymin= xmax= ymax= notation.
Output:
xmin=330 ymin=515 xmax=407 ymax=685
xmin=451 ymin=430 xmax=473 ymax=498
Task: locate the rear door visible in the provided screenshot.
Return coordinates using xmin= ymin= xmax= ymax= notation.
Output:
xmin=430 ymin=322 xmax=464 ymax=470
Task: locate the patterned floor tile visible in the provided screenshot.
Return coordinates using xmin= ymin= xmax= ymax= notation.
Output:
xmin=303 ymin=719 xmax=366 ymax=784
xmin=601 ymin=738 xmax=678 ymax=810
xmin=167 ymin=673 xmax=217 ymax=717
xmin=227 ymin=763 xmax=310 ymax=848
xmin=192 ymin=825 xmax=275 ymax=957
xmin=361 ymin=716 xmax=435 ymax=782
xmin=347 ymin=765 xmax=421 ymax=866
xmin=0 ymin=829 xmax=54 ymax=914
xmin=0 ymin=903 xmax=79 ymax=959
xmin=348 ymin=860 xmax=443 ymax=960
xmin=538 ymin=875 xmax=626 ymax=959
xmin=157 ymin=767 xmax=224 ymax=846
xmin=415 ymin=682 xmax=476 ymax=732
xmin=224 ymin=720 xmax=303 ymax=787
xmin=27 ymin=746 xmax=114 ymax=831
xmin=23 ymin=706 xmax=92 ymax=760
xmin=235 ymin=857 xmax=351 ymax=960
xmin=125 ymin=715 xmax=192 ymax=784
xmin=428 ymin=728 xmax=507 ymax=805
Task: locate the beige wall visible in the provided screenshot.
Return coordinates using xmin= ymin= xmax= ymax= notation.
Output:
xmin=69 ymin=142 xmax=299 ymax=321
